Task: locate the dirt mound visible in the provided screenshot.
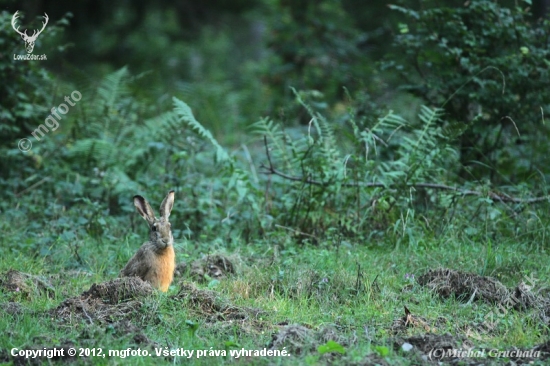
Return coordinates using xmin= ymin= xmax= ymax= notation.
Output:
xmin=497 ymin=340 xmax=550 ymax=364
xmin=82 ymin=277 xmax=154 ymax=303
xmin=174 ymin=261 xmax=187 ymax=277
xmin=174 ymin=282 xmax=263 ymax=322
xmin=0 ymin=269 xmax=55 ymax=299
xmin=418 ymin=268 xmax=509 ymax=304
xmin=268 ymin=324 xmax=314 ymax=355
xmin=393 ymin=333 xmax=463 ymax=363
xmin=268 ymin=323 xmax=356 ymax=360
xmin=509 ymin=280 xmax=539 ymax=310
xmin=186 ymin=254 xmax=237 ymax=282
xmin=417 ymin=268 xmax=550 ymax=325
xmin=529 ymin=340 xmax=550 ymax=361
xmin=51 ymin=277 xmax=154 ymax=324
xmin=1 ymin=302 xmax=25 ymax=315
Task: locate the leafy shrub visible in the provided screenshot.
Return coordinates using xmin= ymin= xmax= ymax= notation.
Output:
xmin=383 ymin=1 xmax=550 ymax=183
xmin=262 ymin=0 xmax=372 ymax=120
xmin=2 ymin=67 xmax=542 ymax=260
xmin=3 ymin=66 xmax=265 ymax=245
xmin=250 ymin=90 xmax=462 ymax=242
xmin=173 ymin=86 xmax=545 ymax=246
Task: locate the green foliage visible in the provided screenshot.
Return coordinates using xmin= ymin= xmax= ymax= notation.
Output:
xmin=173 ymin=97 xmax=230 ymax=165
xmin=3 ymin=63 xmax=544 ymax=256
xmin=374 ymin=345 xmax=390 ymax=357
xmin=1 ymin=67 xmax=189 ymax=255
xmin=169 ymin=23 xmax=271 ymax=140
xmin=172 ymin=97 xmax=266 ymax=239
xmin=46 ymin=67 xmax=183 ymax=212
xmin=383 ymin=1 xmax=550 ymax=182
xmin=318 ymin=340 xmax=346 ymax=354
xmin=250 ymin=90 xmax=462 ymax=242
xmin=262 ymin=0 xmax=373 ymax=119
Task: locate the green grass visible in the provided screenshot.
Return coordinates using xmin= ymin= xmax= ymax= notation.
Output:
xmin=1 ymin=232 xmax=549 ymax=365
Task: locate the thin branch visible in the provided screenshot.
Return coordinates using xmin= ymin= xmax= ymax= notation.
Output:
xmin=501 ymin=116 xmax=521 ymax=137
xmin=260 ymin=136 xmax=550 ymax=205
xmin=15 ymin=176 xmax=51 ymax=197
xmin=274 ymin=224 xmax=318 ymax=240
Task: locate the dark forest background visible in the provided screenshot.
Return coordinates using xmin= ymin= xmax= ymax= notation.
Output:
xmin=1 ymin=0 xmax=550 ymax=243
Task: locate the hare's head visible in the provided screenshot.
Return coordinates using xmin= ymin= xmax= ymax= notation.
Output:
xmin=134 ymin=191 xmax=175 ymax=249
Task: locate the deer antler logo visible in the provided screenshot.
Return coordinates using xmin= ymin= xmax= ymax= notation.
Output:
xmin=11 ymin=11 xmax=49 ymax=54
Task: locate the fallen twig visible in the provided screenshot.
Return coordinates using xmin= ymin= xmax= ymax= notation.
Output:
xmin=260 ymin=136 xmax=550 ymax=205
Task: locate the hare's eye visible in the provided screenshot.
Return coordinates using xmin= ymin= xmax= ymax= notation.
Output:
xmin=151 ymin=225 xmax=157 ymax=232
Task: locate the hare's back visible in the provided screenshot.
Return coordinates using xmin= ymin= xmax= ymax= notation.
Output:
xmin=120 ymin=243 xmax=156 ymax=278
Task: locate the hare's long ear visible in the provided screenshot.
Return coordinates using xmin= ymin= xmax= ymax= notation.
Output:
xmin=160 ymin=190 xmax=175 ymax=219
xmin=134 ymin=195 xmax=156 ymax=225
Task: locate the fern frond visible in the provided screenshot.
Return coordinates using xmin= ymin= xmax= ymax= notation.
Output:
xmin=292 ymin=88 xmax=341 ymax=164
xmin=251 ymin=118 xmax=301 ymax=171
xmin=97 ymin=66 xmax=130 ymax=110
xmin=172 ymin=97 xmax=230 ymax=164
xmin=413 ymin=105 xmax=444 ymax=152
xmin=67 ymin=138 xmax=117 ymax=167
xmin=251 ymin=118 xmax=285 ymax=149
xmin=143 ymin=111 xmax=187 ymax=145
xmin=351 ymin=111 xmax=407 ymax=162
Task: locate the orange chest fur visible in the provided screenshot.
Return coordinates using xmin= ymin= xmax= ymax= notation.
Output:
xmin=157 ymin=246 xmax=175 ymax=292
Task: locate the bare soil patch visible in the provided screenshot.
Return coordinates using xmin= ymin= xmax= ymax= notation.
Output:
xmin=0 ymin=269 xmax=55 ymax=300
xmin=180 ymin=254 xmax=237 ymax=282
xmin=51 ymin=277 xmax=154 ymax=324
xmin=1 ymin=301 xmax=25 ymax=315
xmin=173 ymin=281 xmax=263 ymax=322
xmin=418 ymin=268 xmax=509 ymax=304
xmin=417 ymin=268 xmax=550 ymax=328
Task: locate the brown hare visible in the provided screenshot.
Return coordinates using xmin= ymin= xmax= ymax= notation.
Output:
xmin=120 ymin=191 xmax=175 ymax=292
